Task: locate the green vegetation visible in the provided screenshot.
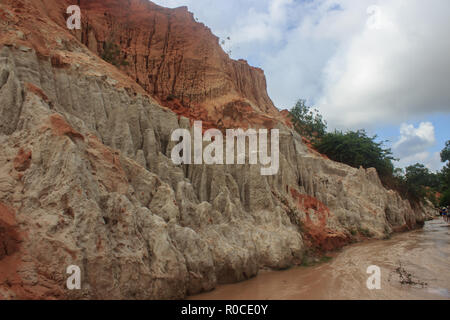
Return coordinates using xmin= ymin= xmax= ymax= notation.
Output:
xmin=290 ymin=99 xmax=327 ymax=143
xmin=101 ymin=42 xmax=129 ymax=67
xmin=405 ymin=164 xmax=440 ymax=190
xmin=289 ymin=99 xmax=449 ymax=207
xmin=405 ymin=164 xmax=440 ymax=205
xmin=314 ymin=130 xmax=395 ymax=177
xmin=439 ymin=142 xmax=450 ymax=206
xmin=391 ymin=158 xmax=449 ymax=207
xmin=441 ymin=141 xmax=450 ymax=163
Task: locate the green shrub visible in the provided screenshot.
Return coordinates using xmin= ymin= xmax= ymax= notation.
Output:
xmin=290 ymin=99 xmax=327 ymax=142
xmin=438 ymin=141 xmax=450 ymax=206
xmin=440 ymin=189 xmax=450 ymax=207
xmin=441 ymin=141 xmax=450 ymax=163
xmin=379 ymin=169 xmax=426 ymax=205
xmin=313 ymin=129 xmax=395 ymax=177
xmin=405 ymin=163 xmax=440 ymax=190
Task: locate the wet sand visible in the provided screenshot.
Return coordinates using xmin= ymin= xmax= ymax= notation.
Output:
xmin=191 ymin=219 xmax=450 ymax=300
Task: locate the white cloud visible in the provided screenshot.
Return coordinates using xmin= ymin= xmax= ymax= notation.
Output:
xmin=425 ymin=152 xmax=444 ymax=172
xmin=152 ymin=0 xmax=450 ymax=131
xmin=393 ymin=122 xmax=436 ymax=157
xmin=395 ymin=151 xmax=442 ymax=172
xmin=316 ymin=0 xmax=450 ymax=129
xmin=392 ymin=122 xmax=442 ymax=171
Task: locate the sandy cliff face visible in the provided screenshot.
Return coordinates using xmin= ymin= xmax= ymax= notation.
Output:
xmin=0 ymin=0 xmax=434 ymax=299
xmin=38 ymin=0 xmax=281 ymax=129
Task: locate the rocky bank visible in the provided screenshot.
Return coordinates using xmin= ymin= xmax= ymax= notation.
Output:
xmin=0 ymin=0 xmax=434 ymax=299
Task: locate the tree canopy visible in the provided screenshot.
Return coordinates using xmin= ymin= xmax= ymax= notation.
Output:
xmin=405 ymin=163 xmax=440 ymax=190
xmin=290 ymin=99 xmax=327 ymax=142
xmin=441 ymin=140 xmax=450 ymax=163
xmin=439 ymin=140 xmax=450 ymax=206
xmin=313 ymin=130 xmax=395 ymax=177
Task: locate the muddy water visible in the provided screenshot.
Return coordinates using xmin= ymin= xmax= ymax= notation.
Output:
xmin=192 ymin=219 xmax=450 ymax=300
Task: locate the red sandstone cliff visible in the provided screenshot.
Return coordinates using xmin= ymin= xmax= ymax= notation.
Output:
xmin=23 ymin=0 xmax=282 ymax=129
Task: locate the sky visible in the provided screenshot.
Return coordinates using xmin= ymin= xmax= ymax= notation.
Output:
xmin=152 ymin=0 xmax=450 ymax=172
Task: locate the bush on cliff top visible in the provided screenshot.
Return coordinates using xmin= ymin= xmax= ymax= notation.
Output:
xmin=289 ymin=99 xmax=327 ymax=143
xmin=313 ymin=129 xmax=396 ymax=178
xmin=288 ymin=99 xmax=444 ymax=205
xmin=313 ymin=132 xmax=441 ymax=205
xmin=441 ymin=141 xmax=450 ymax=163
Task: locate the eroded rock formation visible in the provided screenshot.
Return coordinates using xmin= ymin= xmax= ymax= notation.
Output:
xmin=0 ymin=0 xmax=434 ymax=299
xmin=35 ymin=0 xmax=282 ymax=130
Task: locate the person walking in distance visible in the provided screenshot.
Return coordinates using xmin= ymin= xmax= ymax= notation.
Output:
xmin=442 ymin=206 xmax=449 ymax=223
